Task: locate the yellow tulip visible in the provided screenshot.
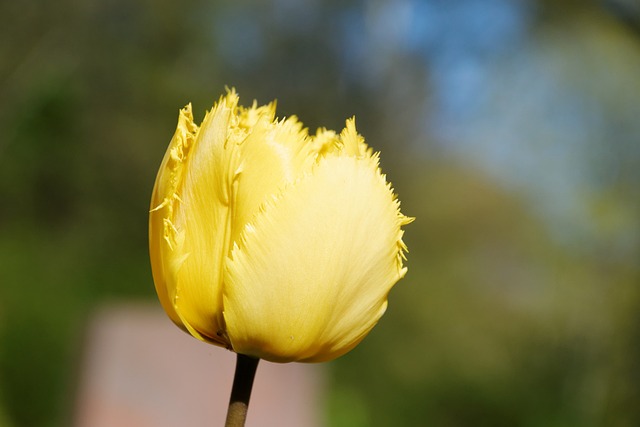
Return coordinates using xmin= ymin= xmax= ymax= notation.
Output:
xmin=149 ymin=90 xmax=412 ymax=363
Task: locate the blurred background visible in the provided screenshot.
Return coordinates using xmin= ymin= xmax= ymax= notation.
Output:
xmin=1 ymin=0 xmax=639 ymax=425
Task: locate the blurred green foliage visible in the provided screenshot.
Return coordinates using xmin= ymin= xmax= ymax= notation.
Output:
xmin=1 ymin=0 xmax=639 ymax=426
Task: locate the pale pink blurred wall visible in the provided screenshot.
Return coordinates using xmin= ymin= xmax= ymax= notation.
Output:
xmin=74 ymin=304 xmax=325 ymax=427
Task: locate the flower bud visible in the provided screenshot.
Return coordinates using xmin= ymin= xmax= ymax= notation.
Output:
xmin=149 ymin=90 xmax=412 ymax=363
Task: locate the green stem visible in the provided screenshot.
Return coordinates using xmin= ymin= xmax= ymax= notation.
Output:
xmin=224 ymin=354 xmax=260 ymax=427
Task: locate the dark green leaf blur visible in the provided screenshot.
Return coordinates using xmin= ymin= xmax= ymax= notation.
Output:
xmin=1 ymin=0 xmax=639 ymax=426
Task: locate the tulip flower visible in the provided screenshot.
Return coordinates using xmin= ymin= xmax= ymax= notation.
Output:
xmin=149 ymin=90 xmax=412 ymax=425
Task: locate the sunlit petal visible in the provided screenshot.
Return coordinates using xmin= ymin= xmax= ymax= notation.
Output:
xmin=223 ymin=154 xmax=408 ymax=362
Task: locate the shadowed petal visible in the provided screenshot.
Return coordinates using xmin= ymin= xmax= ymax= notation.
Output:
xmin=149 ymin=104 xmax=198 ymax=332
xmin=231 ymin=112 xmax=317 ymax=245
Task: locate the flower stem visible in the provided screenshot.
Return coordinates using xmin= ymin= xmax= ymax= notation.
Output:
xmin=225 ymin=354 xmax=260 ymax=427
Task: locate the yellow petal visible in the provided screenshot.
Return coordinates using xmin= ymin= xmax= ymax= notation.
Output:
xmin=230 ymin=112 xmax=317 ymax=245
xmin=308 ymin=128 xmax=340 ymax=157
xmin=337 ymin=118 xmax=371 ymax=158
xmin=149 ymin=103 xmax=197 ymax=331
xmin=150 ymin=92 xmax=241 ymax=346
xmin=223 ymin=154 xmax=408 ymax=363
